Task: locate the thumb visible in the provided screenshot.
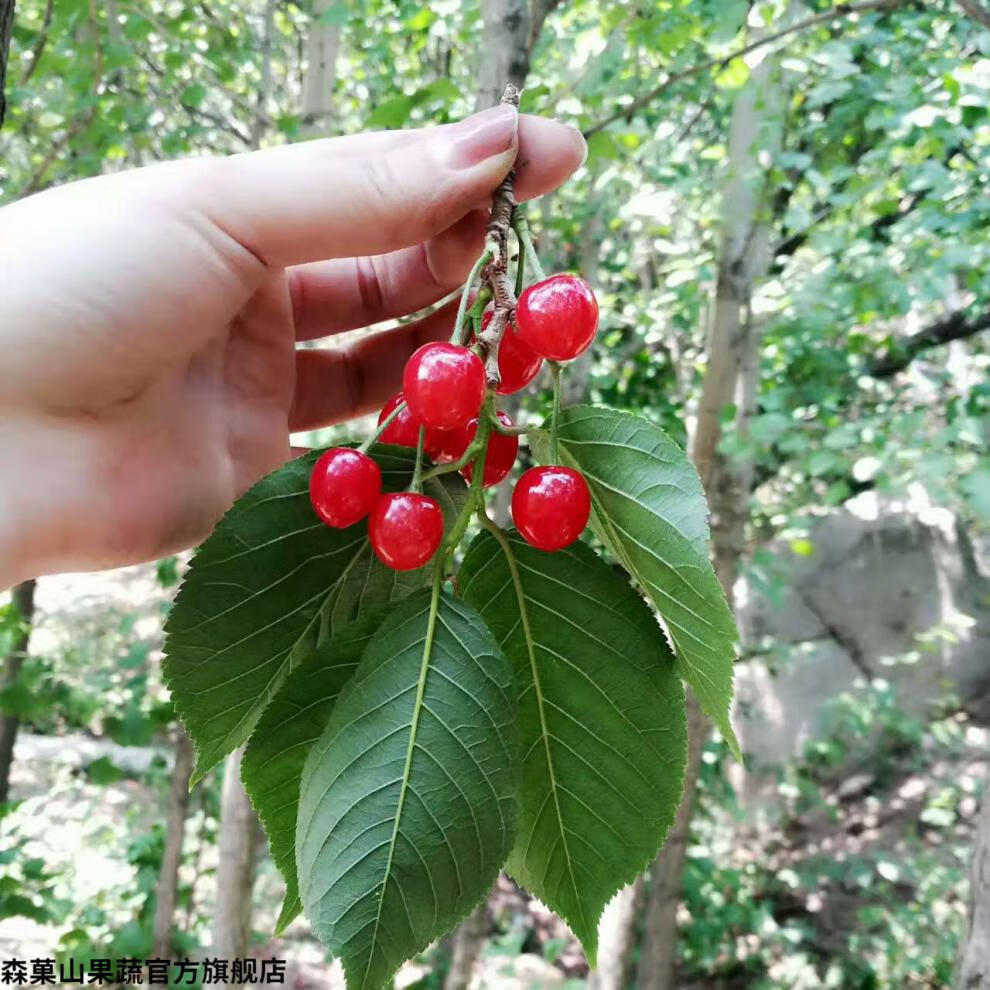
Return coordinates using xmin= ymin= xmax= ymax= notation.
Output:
xmin=184 ymin=105 xmax=520 ymax=270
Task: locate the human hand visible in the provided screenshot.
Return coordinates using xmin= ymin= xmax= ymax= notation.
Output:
xmin=0 ymin=105 xmax=585 ymax=587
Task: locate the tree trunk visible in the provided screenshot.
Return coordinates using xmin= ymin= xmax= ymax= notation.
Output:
xmin=475 ymin=0 xmax=529 ymax=111
xmin=212 ymin=747 xmax=259 ymax=972
xmin=252 ymin=0 xmax=276 ymax=147
xmin=152 ymin=727 xmax=195 ymax=958
xmin=587 ymin=877 xmax=645 ymax=990
xmin=562 ymin=169 xmax=602 ymax=407
xmin=636 ymin=50 xmax=784 ymax=990
xmin=0 ymin=579 xmax=37 ymax=804
xmin=443 ymin=900 xmax=489 ymax=990
xmin=634 ymin=695 xmax=707 ymax=990
xmin=302 ymin=0 xmax=340 ymax=132
xmin=0 ymin=0 xmax=14 ymax=129
xmin=956 ymin=781 xmax=990 ymax=989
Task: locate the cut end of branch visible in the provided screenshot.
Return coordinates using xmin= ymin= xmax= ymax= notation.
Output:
xmin=500 ymin=84 xmax=522 ymax=108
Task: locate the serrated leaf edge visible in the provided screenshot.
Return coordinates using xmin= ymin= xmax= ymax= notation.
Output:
xmin=531 ymin=406 xmax=742 ymax=761
xmin=475 ymin=525 xmax=689 ymax=964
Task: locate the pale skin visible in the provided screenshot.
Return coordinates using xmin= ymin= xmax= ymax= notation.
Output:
xmin=0 ymin=105 xmax=586 ymax=589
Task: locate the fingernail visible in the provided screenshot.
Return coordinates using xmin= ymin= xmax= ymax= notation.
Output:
xmin=447 ymin=105 xmax=518 ymax=169
xmin=567 ymin=124 xmax=588 ymax=168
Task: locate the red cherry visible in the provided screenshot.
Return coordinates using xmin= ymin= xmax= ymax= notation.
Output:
xmin=368 ymin=493 xmax=444 ymax=571
xmin=515 ymin=274 xmax=599 ymax=361
xmin=512 ymin=466 xmax=591 ymax=552
xmin=403 ymin=343 xmax=486 ymax=430
xmin=309 ymin=448 xmax=382 ymax=529
xmin=446 ymin=413 xmax=518 ymax=488
xmin=378 ymin=392 xmax=457 ymax=461
xmin=478 ymin=312 xmax=543 ymax=395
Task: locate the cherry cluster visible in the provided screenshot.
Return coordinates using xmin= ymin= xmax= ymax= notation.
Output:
xmin=308 ymin=273 xmax=598 ymax=571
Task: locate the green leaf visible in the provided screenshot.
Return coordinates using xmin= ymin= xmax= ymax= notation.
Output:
xmin=163 ymin=447 xmax=465 ymax=784
xmin=241 ymin=614 xmax=385 ymax=934
xmin=459 ymin=531 xmax=686 ymax=960
xmin=585 ymin=131 xmax=621 ymax=165
xmin=296 ymin=588 xmax=518 ymax=990
xmin=179 ymin=83 xmax=206 ymax=107
xmin=531 ymin=406 xmax=740 ymax=758
xmin=366 ymin=95 xmax=415 ymax=129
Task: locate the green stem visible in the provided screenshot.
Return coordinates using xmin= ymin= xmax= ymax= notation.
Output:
xmin=409 ymin=426 xmax=426 ymax=492
xmin=452 ymin=250 xmax=493 ymax=345
xmin=489 ymin=414 xmax=528 ymax=438
xmin=549 ymin=361 xmax=563 ymax=464
xmin=513 ymin=213 xmax=545 ymax=281
xmin=439 ymin=407 xmax=493 ymax=576
xmin=421 ymin=436 xmax=485 ymax=482
xmin=359 ymin=402 xmax=404 ymax=453
xmin=514 ymin=225 xmax=527 ymax=297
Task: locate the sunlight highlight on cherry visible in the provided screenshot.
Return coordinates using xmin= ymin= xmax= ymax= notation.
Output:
xmin=403 ymin=343 xmax=486 ymax=430
xmin=515 ymin=274 xmax=599 ymax=361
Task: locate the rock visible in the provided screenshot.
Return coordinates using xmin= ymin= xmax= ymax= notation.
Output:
xmin=731 ymin=490 xmax=990 ymax=797
xmin=837 ymin=773 xmax=876 ymax=801
xmin=514 ymin=954 xmax=565 ymax=987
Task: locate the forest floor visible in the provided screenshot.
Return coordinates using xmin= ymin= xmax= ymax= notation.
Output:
xmin=1 ymin=565 xmax=984 ymax=989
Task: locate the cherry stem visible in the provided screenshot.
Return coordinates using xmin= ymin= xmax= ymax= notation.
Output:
xmin=514 ymin=225 xmax=526 ymax=298
xmin=439 ymin=413 xmax=492 ymax=577
xmin=360 ymin=402 xmax=404 ymax=453
xmin=488 ymin=408 xmax=528 ymax=437
xmin=452 ymin=250 xmax=493 ymax=346
xmin=409 ymin=426 xmax=426 ymax=492
xmin=420 ymin=436 xmax=485 ymax=482
xmin=512 ymin=212 xmax=545 ymax=282
xmin=549 ymin=361 xmax=563 ymax=464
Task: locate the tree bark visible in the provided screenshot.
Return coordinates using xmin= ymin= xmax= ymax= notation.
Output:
xmin=212 ymin=747 xmax=259 ymax=974
xmin=252 ymin=0 xmax=276 ymax=147
xmin=634 ymin=696 xmax=707 ymax=990
xmin=587 ymin=877 xmax=645 ymax=990
xmin=0 ymin=0 xmax=13 ymax=129
xmin=956 ymin=780 xmax=990 ymax=989
xmin=956 ymin=0 xmax=990 ymax=29
xmin=562 ymin=167 xmax=602 ymax=407
xmin=302 ymin=0 xmax=340 ymax=132
xmin=443 ymin=900 xmax=489 ymax=990
xmin=0 ymin=579 xmax=37 ymax=804
xmin=636 ymin=48 xmax=784 ymax=990
xmin=152 ymin=728 xmax=195 ymax=959
xmin=868 ymin=306 xmax=990 ymax=377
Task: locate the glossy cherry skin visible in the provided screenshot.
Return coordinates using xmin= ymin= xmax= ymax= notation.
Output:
xmin=378 ymin=392 xmax=456 ymax=461
xmin=369 ymin=493 xmax=444 ymax=571
xmin=478 ymin=312 xmax=543 ymax=395
xmin=445 ymin=412 xmax=519 ymax=488
xmin=378 ymin=392 xmax=421 ymax=447
xmin=309 ymin=448 xmax=382 ymax=529
xmin=402 ymin=342 xmax=486 ymax=430
xmin=512 ymin=466 xmax=591 ymax=552
xmin=515 ymin=274 xmax=599 ymax=361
